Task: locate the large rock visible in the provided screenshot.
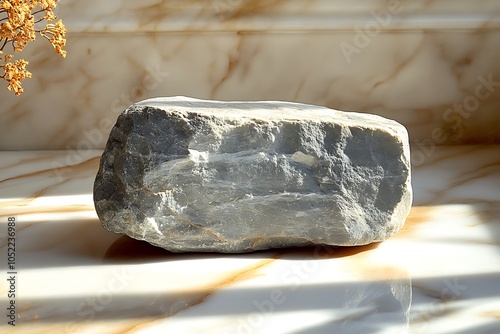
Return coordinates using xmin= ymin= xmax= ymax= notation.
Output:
xmin=94 ymin=97 xmax=412 ymax=253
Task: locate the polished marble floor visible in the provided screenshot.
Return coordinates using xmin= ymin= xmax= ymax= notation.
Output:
xmin=0 ymin=146 xmax=499 ymax=333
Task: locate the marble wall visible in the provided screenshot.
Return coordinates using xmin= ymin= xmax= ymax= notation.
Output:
xmin=1 ymin=0 xmax=499 ymax=150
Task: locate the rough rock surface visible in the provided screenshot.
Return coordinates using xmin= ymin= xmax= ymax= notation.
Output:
xmin=94 ymin=96 xmax=412 ymax=253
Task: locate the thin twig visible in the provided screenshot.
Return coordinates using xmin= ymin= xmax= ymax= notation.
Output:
xmin=0 ymin=38 xmax=9 ymax=51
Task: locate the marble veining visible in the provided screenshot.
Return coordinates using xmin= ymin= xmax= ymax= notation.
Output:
xmin=0 ymin=145 xmax=499 ymax=333
xmin=1 ymin=1 xmax=500 ymax=149
xmin=0 ymin=1 xmax=498 ymax=332
xmin=55 ymin=0 xmax=500 ymax=32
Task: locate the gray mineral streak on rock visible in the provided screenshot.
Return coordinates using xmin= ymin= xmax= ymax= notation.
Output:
xmin=93 ymin=96 xmax=412 ymax=253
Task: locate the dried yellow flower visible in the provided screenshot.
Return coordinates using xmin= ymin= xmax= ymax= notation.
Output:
xmin=1 ymin=56 xmax=32 ymax=95
xmin=44 ymin=8 xmax=55 ymax=21
xmin=40 ymin=18 xmax=66 ymax=57
xmin=0 ymin=0 xmax=66 ymax=95
xmin=39 ymin=0 xmax=57 ymax=11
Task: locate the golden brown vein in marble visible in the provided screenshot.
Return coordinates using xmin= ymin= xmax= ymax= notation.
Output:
xmin=0 ymin=146 xmax=498 ymax=333
xmin=120 ymin=256 xmax=281 ymax=333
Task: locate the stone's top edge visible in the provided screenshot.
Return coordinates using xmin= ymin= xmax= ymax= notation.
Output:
xmin=132 ymin=96 xmax=409 ymax=137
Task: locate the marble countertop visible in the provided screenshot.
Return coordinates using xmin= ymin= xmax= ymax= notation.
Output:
xmin=1 ymin=145 xmax=499 ymax=333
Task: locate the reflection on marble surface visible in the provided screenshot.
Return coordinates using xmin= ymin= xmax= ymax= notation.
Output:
xmin=0 ymin=146 xmax=499 ymax=333
xmin=0 ymin=1 xmax=499 ymax=149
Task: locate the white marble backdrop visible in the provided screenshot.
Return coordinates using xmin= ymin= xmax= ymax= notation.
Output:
xmin=1 ymin=0 xmax=499 ymax=150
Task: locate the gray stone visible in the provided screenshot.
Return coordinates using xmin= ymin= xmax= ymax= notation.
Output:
xmin=94 ymin=96 xmax=412 ymax=253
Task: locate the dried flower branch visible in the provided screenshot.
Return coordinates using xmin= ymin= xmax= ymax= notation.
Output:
xmin=0 ymin=0 xmax=66 ymax=95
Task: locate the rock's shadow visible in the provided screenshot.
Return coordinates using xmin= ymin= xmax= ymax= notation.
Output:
xmin=102 ymin=234 xmax=381 ymax=264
